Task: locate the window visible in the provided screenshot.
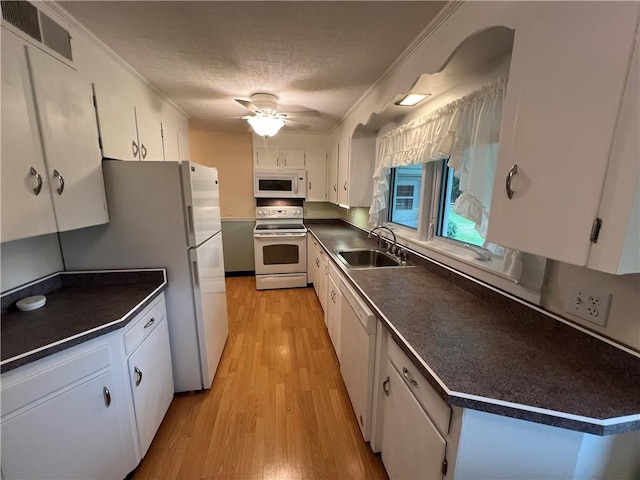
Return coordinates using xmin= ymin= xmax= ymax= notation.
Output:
xmin=388 ymin=164 xmax=423 ymax=229
xmin=437 ymin=165 xmax=485 ymax=248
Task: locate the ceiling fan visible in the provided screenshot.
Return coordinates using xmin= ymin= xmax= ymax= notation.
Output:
xmin=235 ymin=93 xmax=320 ymax=137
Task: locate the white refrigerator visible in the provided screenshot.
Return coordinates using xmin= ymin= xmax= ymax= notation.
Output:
xmin=60 ymin=159 xmax=229 ymax=392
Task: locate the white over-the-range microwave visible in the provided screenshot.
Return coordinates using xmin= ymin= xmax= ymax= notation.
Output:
xmin=254 ymin=169 xmax=306 ymax=198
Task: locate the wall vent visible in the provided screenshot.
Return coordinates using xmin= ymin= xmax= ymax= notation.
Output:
xmin=1 ymin=1 xmax=73 ymax=62
xmin=1 ymin=1 xmax=41 ymax=42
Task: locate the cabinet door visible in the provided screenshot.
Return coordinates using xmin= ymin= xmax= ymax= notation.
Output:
xmin=255 ymin=147 xmax=280 ymax=168
xmin=135 ymin=106 xmax=164 ymax=161
xmin=486 ymin=2 xmax=639 ymax=265
xmin=128 ymin=317 xmax=174 ymax=456
xmin=328 ymin=143 xmax=339 ymax=204
xmin=2 ymin=371 xmax=128 ymax=480
xmin=93 ymin=84 xmax=139 ymax=161
xmin=178 ymin=131 xmax=192 ymax=161
xmin=0 ymin=29 xmax=57 ymax=242
xmin=327 ymin=274 xmax=341 ymax=360
xmin=381 ymin=362 xmax=447 ymax=480
xmin=305 ymin=150 xmax=328 ymax=202
xmin=281 ymin=148 xmax=305 ymax=169
xmin=161 ymin=122 xmax=180 ymax=162
xmin=337 ymin=135 xmax=350 ymax=206
xmin=27 ymin=47 xmax=109 ymax=232
xmin=318 ymin=252 xmax=328 ymax=314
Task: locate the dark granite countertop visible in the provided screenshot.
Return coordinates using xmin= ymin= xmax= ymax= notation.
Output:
xmin=306 ymin=221 xmax=640 ymax=435
xmin=1 ymin=269 xmax=167 ymax=372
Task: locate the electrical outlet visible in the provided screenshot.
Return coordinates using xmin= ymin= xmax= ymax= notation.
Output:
xmin=566 ymin=285 xmax=612 ymax=327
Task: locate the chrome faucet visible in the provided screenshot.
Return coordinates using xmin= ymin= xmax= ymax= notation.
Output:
xmin=368 ymin=225 xmax=397 ymax=255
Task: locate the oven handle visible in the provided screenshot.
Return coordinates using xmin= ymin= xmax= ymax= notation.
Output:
xmin=254 ymin=233 xmax=308 ymax=239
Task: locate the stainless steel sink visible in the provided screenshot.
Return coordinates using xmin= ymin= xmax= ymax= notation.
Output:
xmin=335 ymin=249 xmax=408 ymax=269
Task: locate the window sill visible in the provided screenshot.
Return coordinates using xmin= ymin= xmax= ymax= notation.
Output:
xmin=380 ymin=225 xmax=544 ymax=305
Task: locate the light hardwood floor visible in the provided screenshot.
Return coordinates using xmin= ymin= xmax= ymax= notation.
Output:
xmin=133 ymin=276 xmax=388 ymax=479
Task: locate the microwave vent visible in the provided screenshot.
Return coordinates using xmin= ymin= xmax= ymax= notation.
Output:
xmin=1 ymin=0 xmax=73 ymax=62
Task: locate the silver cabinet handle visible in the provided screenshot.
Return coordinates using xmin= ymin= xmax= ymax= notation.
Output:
xmin=506 ymin=164 xmax=518 ymax=199
xmin=333 ymin=184 xmax=337 ymax=192
xmin=308 ymin=181 xmax=312 ymax=190
xmin=316 ymin=258 xmax=319 ymax=267
xmin=134 ymin=367 xmax=143 ymax=387
xmin=132 ymin=140 xmax=139 ymax=158
xmin=402 ymin=367 xmax=419 ymax=387
xmin=383 ymin=376 xmax=390 ymax=396
xmin=141 ymin=143 xmax=148 ymax=159
xmin=343 ymin=182 xmax=347 ymax=191
xmin=103 ymin=386 xmax=111 ymax=407
xmin=284 ymin=158 xmax=287 ymax=167
xmin=30 ymin=167 xmax=43 ymax=195
xmin=52 ymin=169 xmax=65 ymax=195
xmin=144 ymin=317 xmax=155 ymax=328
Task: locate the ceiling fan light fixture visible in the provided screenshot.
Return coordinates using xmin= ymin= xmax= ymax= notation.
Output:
xmin=395 ymin=92 xmax=430 ymax=106
xmin=247 ymin=115 xmax=285 ymax=137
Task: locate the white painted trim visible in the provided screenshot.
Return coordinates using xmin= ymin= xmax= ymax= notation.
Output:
xmin=450 ymin=392 xmax=640 ymax=428
xmin=332 ymin=1 xmax=464 ymax=134
xmin=42 ymin=2 xmax=189 ymax=118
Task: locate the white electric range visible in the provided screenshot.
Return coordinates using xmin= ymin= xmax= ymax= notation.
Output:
xmin=253 ymin=201 xmax=308 ymax=290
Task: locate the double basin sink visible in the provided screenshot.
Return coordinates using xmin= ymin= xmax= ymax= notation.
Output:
xmin=335 ymin=249 xmax=411 ymax=269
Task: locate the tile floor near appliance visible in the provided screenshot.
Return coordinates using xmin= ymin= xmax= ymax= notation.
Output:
xmin=132 ymin=276 xmax=387 ymax=479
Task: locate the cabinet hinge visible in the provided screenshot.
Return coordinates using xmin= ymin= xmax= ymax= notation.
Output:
xmin=92 ymin=94 xmax=97 ymax=108
xmin=590 ymin=217 xmax=603 ymax=243
xmin=98 ymin=136 xmax=103 ymax=150
xmin=442 ymin=458 xmax=448 ymax=477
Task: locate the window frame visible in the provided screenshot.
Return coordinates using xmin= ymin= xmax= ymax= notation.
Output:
xmin=383 ymin=160 xmax=544 ymax=304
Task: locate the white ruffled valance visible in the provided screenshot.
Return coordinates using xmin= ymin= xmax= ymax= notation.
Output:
xmin=368 ymin=79 xmax=525 ymax=281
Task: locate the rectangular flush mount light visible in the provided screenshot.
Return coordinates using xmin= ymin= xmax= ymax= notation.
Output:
xmin=394 ymin=93 xmax=430 ymax=106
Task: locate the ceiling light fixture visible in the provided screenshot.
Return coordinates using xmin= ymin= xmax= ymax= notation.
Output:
xmin=394 ymin=92 xmax=430 ymax=106
xmin=247 ymin=115 xmax=285 ymax=137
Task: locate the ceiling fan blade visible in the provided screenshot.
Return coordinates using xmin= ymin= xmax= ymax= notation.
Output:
xmin=282 ymin=109 xmax=321 ymax=118
xmin=235 ymin=99 xmax=262 ymax=114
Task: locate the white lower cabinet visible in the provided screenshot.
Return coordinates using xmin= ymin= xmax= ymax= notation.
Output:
xmin=0 ymin=293 xmax=173 ymax=479
xmin=327 ymin=261 xmax=344 ymax=361
xmin=126 ymin=309 xmax=174 ymax=456
xmin=382 ymin=361 xmax=447 ymax=480
xmin=1 ymin=340 xmax=137 ymax=480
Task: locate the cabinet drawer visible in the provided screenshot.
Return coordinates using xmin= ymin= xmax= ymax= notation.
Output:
xmin=1 ymin=344 xmax=111 ymax=417
xmin=328 ymin=259 xmax=343 ymax=285
xmin=123 ymin=295 xmax=166 ymax=355
xmin=388 ymin=338 xmax=451 ymax=436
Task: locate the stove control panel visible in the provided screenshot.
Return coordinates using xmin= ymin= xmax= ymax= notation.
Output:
xmin=256 ymin=206 xmax=303 ymax=219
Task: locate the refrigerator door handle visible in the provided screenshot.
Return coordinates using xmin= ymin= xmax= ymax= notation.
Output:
xmin=187 ymin=206 xmax=195 ymax=235
xmin=192 ymin=260 xmax=200 ymax=287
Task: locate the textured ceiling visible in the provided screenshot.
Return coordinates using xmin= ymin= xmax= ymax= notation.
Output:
xmin=58 ymin=1 xmax=446 ymax=133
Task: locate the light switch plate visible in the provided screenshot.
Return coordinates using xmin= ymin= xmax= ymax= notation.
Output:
xmin=566 ymin=284 xmax=612 ymax=327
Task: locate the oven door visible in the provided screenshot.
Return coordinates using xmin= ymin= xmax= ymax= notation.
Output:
xmin=254 ymin=232 xmax=307 ymax=274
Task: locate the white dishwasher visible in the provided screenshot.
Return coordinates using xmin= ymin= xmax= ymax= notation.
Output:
xmin=340 ymin=280 xmax=377 ymax=441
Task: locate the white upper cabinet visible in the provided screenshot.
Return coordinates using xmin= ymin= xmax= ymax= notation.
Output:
xmin=93 ymin=84 xmax=139 ymax=161
xmin=93 ymin=84 xmax=163 ymax=161
xmin=586 ymin=30 xmax=640 ymax=274
xmin=135 ymin=106 xmax=164 ymax=161
xmin=0 ymin=29 xmax=57 ymax=243
xmin=305 ymin=150 xmax=327 ymax=202
xmin=177 ymin=131 xmax=192 ymax=162
xmin=485 ymin=2 xmax=639 ymax=267
xmin=27 ymin=46 xmax=109 ymax=232
xmin=334 ymin=129 xmax=375 ymax=208
xmin=328 ymin=142 xmax=339 ymax=204
xmin=253 ymin=147 xmax=305 ymax=169
xmin=254 ymin=146 xmax=280 ymax=168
